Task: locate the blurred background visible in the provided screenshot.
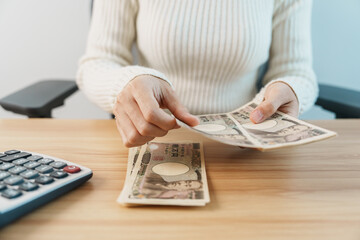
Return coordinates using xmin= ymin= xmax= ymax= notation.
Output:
xmin=0 ymin=0 xmax=359 ymax=119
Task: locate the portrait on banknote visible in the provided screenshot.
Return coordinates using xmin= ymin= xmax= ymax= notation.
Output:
xmin=131 ymin=172 xmax=204 ymax=200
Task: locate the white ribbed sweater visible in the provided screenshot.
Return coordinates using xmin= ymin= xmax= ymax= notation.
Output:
xmin=77 ymin=0 xmax=317 ymax=115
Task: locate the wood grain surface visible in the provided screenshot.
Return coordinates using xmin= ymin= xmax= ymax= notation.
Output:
xmin=0 ymin=119 xmax=359 ymax=240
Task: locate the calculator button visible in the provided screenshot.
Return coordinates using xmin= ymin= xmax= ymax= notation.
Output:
xmin=1 ymin=188 xmax=22 ymax=199
xmin=0 ymin=171 xmax=11 ymax=180
xmin=0 ymin=153 xmax=6 ymax=158
xmin=0 ymin=184 xmax=6 ymax=191
xmin=35 ymin=165 xmax=53 ymax=174
xmin=4 ymin=176 xmax=24 ymax=186
xmin=38 ymin=158 xmax=54 ymax=165
xmin=0 ymin=163 xmax=15 ymax=171
xmin=35 ymin=176 xmax=54 ymax=185
xmin=50 ymin=170 xmax=68 ymax=179
xmin=8 ymin=166 xmax=27 ymax=175
xmin=19 ymin=182 xmax=39 ymax=191
xmin=24 ymin=161 xmax=41 ymax=169
xmin=13 ymin=158 xmax=30 ymax=165
xmin=63 ymin=165 xmax=81 ymax=174
xmin=1 ymin=152 xmax=31 ymax=162
xmin=20 ymin=170 xmax=40 ymax=179
xmin=4 ymin=150 xmax=20 ymax=155
xmin=27 ymin=155 xmax=43 ymax=161
xmin=50 ymin=161 xmax=67 ymax=169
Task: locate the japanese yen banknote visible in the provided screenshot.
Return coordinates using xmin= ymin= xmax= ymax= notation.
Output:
xmin=178 ymin=101 xmax=337 ymax=151
xmin=118 ymin=142 xmax=210 ymax=206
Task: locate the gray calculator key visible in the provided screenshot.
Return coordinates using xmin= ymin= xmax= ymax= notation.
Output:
xmin=19 ymin=182 xmax=39 ymax=191
xmin=35 ymin=175 xmax=54 ymax=185
xmin=13 ymin=158 xmax=30 ymax=165
xmin=4 ymin=175 xmax=24 ymax=186
xmin=0 ymin=152 xmax=31 ymax=162
xmin=4 ymin=150 xmax=20 ymax=155
xmin=35 ymin=165 xmax=53 ymax=174
xmin=24 ymin=161 xmax=41 ymax=169
xmin=0 ymin=184 xmax=6 ymax=191
xmin=0 ymin=163 xmax=15 ymax=171
xmin=27 ymin=155 xmax=43 ymax=161
xmin=50 ymin=170 xmax=68 ymax=179
xmin=1 ymin=188 xmax=22 ymax=199
xmin=0 ymin=171 xmax=11 ymax=180
xmin=0 ymin=153 xmax=6 ymax=158
xmin=50 ymin=161 xmax=67 ymax=169
xmin=20 ymin=170 xmax=39 ymax=179
xmin=38 ymin=158 xmax=54 ymax=165
xmin=8 ymin=166 xmax=27 ymax=175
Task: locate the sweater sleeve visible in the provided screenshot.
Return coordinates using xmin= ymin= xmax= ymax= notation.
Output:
xmin=260 ymin=0 xmax=318 ymax=114
xmin=76 ymin=0 xmax=172 ymax=113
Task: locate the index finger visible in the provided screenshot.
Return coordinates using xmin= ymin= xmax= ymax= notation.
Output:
xmin=134 ymin=93 xmax=177 ymax=131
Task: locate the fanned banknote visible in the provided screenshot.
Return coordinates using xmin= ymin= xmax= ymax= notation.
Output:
xmin=192 ymin=114 xmax=256 ymax=148
xmin=178 ymin=101 xmax=337 ymax=151
xmin=118 ymin=142 xmax=210 ymax=206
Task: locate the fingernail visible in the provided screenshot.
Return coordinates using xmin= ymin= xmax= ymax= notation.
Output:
xmin=189 ymin=115 xmax=200 ymax=126
xmin=252 ymin=109 xmax=263 ymax=123
xmin=193 ymin=116 xmax=200 ymax=124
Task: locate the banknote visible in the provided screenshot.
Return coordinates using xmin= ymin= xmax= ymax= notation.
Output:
xmin=190 ymin=114 xmax=255 ymax=147
xmin=178 ymin=101 xmax=337 ymax=150
xmin=118 ymin=142 xmax=210 ymax=206
xmin=230 ymin=102 xmax=337 ymax=149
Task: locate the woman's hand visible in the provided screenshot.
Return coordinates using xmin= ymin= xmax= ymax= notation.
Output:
xmin=250 ymin=82 xmax=299 ymax=123
xmin=113 ymin=75 xmax=199 ymax=147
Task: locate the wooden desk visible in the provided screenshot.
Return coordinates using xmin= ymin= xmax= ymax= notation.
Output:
xmin=0 ymin=119 xmax=360 ymax=240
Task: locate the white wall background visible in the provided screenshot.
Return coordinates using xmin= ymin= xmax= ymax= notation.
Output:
xmin=0 ymin=0 xmax=109 ymax=119
xmin=301 ymin=0 xmax=360 ymax=119
xmin=0 ymin=0 xmax=359 ymax=119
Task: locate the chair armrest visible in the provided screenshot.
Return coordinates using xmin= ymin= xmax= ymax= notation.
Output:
xmin=0 ymin=80 xmax=78 ymax=118
xmin=316 ymin=84 xmax=360 ymax=118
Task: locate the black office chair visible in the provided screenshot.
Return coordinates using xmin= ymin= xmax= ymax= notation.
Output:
xmin=1 ymin=0 xmax=359 ymax=119
xmin=0 ymin=80 xmax=78 ymax=118
xmin=1 ymin=78 xmax=359 ymax=118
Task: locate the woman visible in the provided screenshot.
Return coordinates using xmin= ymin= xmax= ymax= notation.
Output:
xmin=77 ymin=0 xmax=317 ymax=147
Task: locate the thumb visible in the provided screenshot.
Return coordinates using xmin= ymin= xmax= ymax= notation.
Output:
xmin=250 ymin=98 xmax=282 ymax=124
xmin=163 ymin=89 xmax=199 ymax=127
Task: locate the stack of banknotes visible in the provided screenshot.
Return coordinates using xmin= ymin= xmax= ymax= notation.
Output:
xmin=117 ymin=141 xmax=210 ymax=206
xmin=118 ymin=101 xmax=336 ymax=206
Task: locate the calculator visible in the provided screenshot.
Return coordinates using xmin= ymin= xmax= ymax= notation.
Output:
xmin=0 ymin=150 xmax=93 ymax=228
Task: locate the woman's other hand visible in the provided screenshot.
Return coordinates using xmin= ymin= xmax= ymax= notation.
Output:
xmin=250 ymin=82 xmax=299 ymax=123
xmin=113 ymin=75 xmax=199 ymax=147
